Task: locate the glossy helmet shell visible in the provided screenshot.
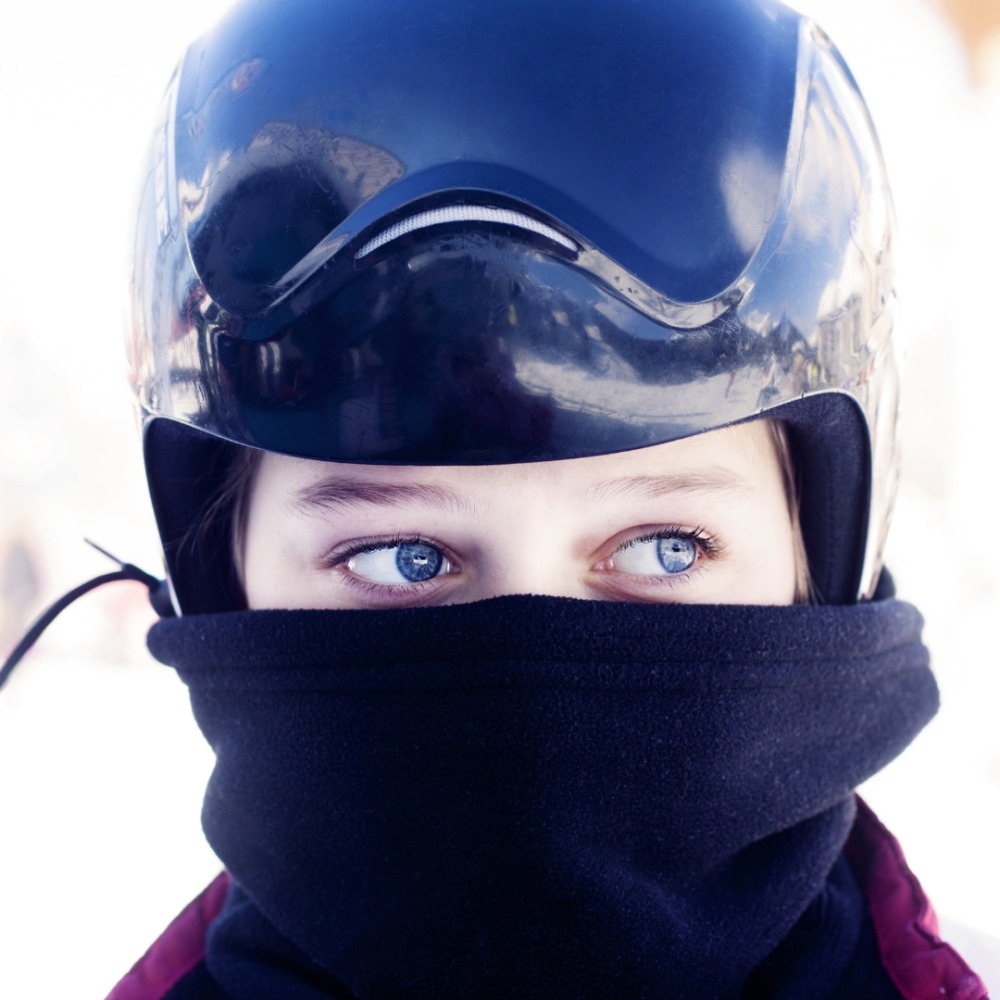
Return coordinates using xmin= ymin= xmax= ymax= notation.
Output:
xmin=129 ymin=0 xmax=899 ymax=613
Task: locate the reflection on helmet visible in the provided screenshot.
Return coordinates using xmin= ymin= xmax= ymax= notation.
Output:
xmin=129 ymin=0 xmax=899 ymax=613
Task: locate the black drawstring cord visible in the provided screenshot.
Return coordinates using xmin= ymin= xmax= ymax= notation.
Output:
xmin=0 ymin=541 xmax=171 ymax=692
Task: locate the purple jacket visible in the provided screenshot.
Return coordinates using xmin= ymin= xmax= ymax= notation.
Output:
xmin=108 ymin=800 xmax=989 ymax=1000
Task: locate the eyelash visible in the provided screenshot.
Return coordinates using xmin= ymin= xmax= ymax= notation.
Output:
xmin=617 ymin=525 xmax=718 ymax=560
xmin=327 ymin=534 xmax=439 ymax=561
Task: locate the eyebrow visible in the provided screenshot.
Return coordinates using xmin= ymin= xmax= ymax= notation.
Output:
xmin=290 ymin=477 xmax=476 ymax=516
xmin=289 ymin=467 xmax=750 ymax=516
xmin=587 ymin=468 xmax=751 ymax=504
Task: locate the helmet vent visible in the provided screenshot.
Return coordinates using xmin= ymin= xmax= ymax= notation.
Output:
xmin=355 ymin=205 xmax=578 ymax=259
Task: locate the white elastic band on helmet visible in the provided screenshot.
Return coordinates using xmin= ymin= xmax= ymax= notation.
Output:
xmin=355 ymin=205 xmax=578 ymax=259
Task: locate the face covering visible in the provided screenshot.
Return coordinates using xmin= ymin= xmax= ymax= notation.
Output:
xmin=149 ymin=593 xmax=937 ymax=999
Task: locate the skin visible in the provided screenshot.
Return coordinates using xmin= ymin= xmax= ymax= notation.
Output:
xmin=242 ymin=421 xmax=798 ymax=610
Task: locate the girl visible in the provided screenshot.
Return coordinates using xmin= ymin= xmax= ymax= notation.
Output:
xmin=7 ymin=0 xmax=989 ymax=995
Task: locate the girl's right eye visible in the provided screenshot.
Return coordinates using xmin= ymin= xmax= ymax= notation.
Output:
xmin=345 ymin=540 xmax=453 ymax=585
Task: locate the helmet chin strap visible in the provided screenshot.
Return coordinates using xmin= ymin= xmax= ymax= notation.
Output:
xmin=0 ymin=540 xmax=171 ymax=692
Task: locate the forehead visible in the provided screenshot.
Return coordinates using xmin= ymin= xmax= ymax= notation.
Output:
xmin=256 ymin=421 xmax=779 ymax=500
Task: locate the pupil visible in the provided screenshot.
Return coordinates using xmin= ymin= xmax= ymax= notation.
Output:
xmin=395 ymin=542 xmax=443 ymax=583
xmin=656 ymin=537 xmax=696 ymax=574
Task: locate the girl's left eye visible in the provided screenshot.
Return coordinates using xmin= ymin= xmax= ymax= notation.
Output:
xmin=346 ymin=541 xmax=452 ymax=585
xmin=610 ymin=533 xmax=700 ymax=577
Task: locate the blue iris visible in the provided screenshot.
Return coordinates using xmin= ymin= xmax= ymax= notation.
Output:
xmin=395 ymin=542 xmax=444 ymax=582
xmin=657 ymin=536 xmax=697 ymax=574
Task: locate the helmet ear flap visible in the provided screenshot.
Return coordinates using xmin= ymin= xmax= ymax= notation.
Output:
xmin=775 ymin=396 xmax=871 ymax=605
xmin=144 ymin=421 xmax=247 ymax=615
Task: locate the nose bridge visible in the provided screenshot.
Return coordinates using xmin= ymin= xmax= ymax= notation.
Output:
xmin=483 ymin=554 xmax=583 ymax=600
xmin=475 ymin=479 xmax=589 ymax=599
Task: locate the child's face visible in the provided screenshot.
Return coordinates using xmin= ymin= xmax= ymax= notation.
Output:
xmin=242 ymin=421 xmax=798 ymax=610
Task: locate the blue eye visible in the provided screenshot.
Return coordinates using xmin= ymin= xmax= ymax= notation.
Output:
xmin=395 ymin=542 xmax=443 ymax=582
xmin=657 ymin=536 xmax=697 ymax=574
xmin=612 ymin=533 xmax=698 ymax=576
xmin=346 ymin=540 xmax=450 ymax=585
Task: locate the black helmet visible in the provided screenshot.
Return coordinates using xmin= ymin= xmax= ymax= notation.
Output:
xmin=129 ymin=0 xmax=898 ymax=613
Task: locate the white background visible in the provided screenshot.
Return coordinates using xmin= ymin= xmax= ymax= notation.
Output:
xmin=1 ymin=1 xmax=998 ymax=995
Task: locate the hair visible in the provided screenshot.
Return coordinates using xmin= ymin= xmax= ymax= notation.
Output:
xmin=764 ymin=420 xmax=812 ymax=604
xmin=205 ymin=419 xmax=813 ymax=606
xmin=207 ymin=444 xmax=260 ymax=596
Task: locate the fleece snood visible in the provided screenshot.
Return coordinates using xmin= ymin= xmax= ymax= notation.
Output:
xmin=149 ymin=593 xmax=937 ymax=999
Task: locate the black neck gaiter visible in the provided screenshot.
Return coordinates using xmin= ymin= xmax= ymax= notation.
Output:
xmin=149 ymin=594 xmax=937 ymax=1000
